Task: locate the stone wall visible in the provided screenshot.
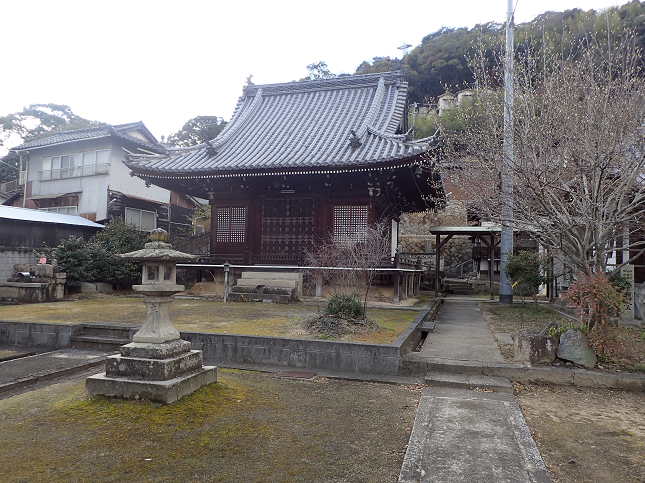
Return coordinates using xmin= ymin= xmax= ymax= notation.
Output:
xmin=0 ymin=247 xmax=36 ymax=282
xmin=399 ymin=201 xmax=475 ymax=278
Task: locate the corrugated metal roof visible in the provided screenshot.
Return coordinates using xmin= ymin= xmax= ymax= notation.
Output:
xmin=12 ymin=122 xmax=166 ymax=154
xmin=126 ymin=72 xmax=440 ymax=177
xmin=0 ymin=205 xmax=104 ymax=228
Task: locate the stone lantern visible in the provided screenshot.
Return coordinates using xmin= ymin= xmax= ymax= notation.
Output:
xmin=86 ymin=229 xmax=217 ymax=403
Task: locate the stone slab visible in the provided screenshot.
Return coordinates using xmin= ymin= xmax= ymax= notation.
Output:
xmin=0 ymin=349 xmax=109 ymax=394
xmin=398 ymin=387 xmax=551 ymax=483
xmin=105 ymin=350 xmax=204 ymax=381
xmin=86 ymin=366 xmax=218 ymax=404
xmin=241 ymin=271 xmax=302 ymax=281
xmin=120 ymin=340 xmax=192 ymax=359
xmin=424 ymin=371 xmax=513 ymax=393
xmin=236 ymin=279 xmax=298 ymax=289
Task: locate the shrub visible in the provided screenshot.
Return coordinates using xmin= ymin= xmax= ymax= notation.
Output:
xmin=503 ymin=251 xmax=550 ymax=307
xmin=563 ymin=272 xmax=627 ymax=330
xmin=324 ymin=293 xmax=364 ymax=319
xmin=40 ymin=235 xmax=92 ymax=283
xmin=546 ymin=322 xmax=588 ymax=338
xmin=40 ymin=217 xmax=146 ymax=288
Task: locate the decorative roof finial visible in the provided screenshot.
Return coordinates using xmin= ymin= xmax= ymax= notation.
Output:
xmin=246 ymin=74 xmax=254 ymax=85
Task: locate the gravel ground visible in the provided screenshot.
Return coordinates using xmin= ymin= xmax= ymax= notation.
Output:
xmin=515 ymin=383 xmax=645 ymax=483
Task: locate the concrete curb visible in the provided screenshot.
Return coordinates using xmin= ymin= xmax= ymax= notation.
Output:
xmin=0 ymin=350 xmax=107 ymax=394
xmin=401 ymin=354 xmax=645 ymax=391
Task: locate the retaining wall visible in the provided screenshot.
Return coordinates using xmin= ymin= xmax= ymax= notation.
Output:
xmin=0 ymin=321 xmax=76 ymax=349
xmin=0 ymin=306 xmax=431 ymax=376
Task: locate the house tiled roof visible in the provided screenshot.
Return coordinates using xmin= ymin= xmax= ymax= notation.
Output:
xmin=126 ymin=72 xmax=440 ymax=177
xmin=12 ymin=122 xmax=165 ymax=154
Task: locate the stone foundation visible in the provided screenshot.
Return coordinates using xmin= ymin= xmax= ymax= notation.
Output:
xmin=86 ymin=340 xmax=217 ymax=404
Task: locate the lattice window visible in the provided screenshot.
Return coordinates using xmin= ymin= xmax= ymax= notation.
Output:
xmin=333 ymin=205 xmax=368 ymax=243
xmin=216 ymin=207 xmax=246 ymax=243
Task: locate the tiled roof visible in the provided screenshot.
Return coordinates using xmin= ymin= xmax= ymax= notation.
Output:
xmin=12 ymin=122 xmax=165 ymax=154
xmin=126 ymin=72 xmax=440 ymax=177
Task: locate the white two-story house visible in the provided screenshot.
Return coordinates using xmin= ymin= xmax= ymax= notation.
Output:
xmin=7 ymin=122 xmax=198 ymax=234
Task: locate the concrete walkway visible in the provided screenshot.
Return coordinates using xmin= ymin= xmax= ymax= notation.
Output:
xmin=399 ymin=297 xmax=552 ymax=483
xmin=419 ymin=297 xmax=505 ymax=363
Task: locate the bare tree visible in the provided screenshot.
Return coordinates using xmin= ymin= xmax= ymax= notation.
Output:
xmin=442 ymin=31 xmax=645 ymax=275
xmin=304 ymin=220 xmax=392 ymax=316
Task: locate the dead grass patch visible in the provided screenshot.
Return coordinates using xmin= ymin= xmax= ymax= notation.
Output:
xmin=515 ymin=384 xmax=645 ymax=483
xmin=0 ymin=369 xmax=419 ymax=483
xmin=0 ymin=297 xmax=418 ymax=344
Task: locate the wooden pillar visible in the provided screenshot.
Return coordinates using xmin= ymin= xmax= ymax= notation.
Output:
xmin=403 ymin=273 xmax=409 ymax=299
xmin=393 ymin=252 xmax=401 ymax=304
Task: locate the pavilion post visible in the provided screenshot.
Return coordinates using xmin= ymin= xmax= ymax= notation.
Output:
xmin=489 ymin=235 xmax=495 ymax=300
xmin=435 ymin=234 xmax=441 ymax=297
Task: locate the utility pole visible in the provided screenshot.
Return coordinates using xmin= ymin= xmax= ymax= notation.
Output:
xmin=499 ymin=0 xmax=514 ymax=304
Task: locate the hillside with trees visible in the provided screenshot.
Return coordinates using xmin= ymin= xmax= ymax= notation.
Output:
xmin=356 ymin=1 xmax=645 ymax=105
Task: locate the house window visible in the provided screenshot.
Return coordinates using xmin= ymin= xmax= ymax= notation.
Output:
xmin=216 ymin=207 xmax=246 ymax=243
xmin=125 ymin=207 xmax=156 ymax=231
xmin=333 ymin=205 xmax=368 ymax=243
xmin=38 ymin=206 xmax=78 ymax=215
xmin=41 ymin=149 xmax=110 ymax=180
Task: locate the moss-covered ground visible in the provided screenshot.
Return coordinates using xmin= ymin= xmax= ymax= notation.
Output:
xmin=0 ymin=298 xmax=418 ymax=344
xmin=0 ymin=369 xmax=420 ymax=482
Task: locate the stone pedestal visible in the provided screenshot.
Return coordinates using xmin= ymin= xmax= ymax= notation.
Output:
xmin=86 ymin=340 xmax=217 ymax=404
xmin=85 ymin=229 xmax=217 ymax=404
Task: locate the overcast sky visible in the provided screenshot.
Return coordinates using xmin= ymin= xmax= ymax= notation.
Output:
xmin=1 ymin=0 xmax=626 ymax=146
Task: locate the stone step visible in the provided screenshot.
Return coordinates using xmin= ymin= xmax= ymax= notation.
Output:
xmin=236 ymin=278 xmax=298 ymax=289
xmin=227 ymin=293 xmax=261 ymax=302
xmin=241 ymin=271 xmax=302 ymax=281
xmin=78 ymin=324 xmax=137 ymax=339
xmin=227 ymin=292 xmax=292 ymax=304
xmin=418 ymin=321 xmax=436 ymax=332
xmin=424 ymin=358 xmax=488 ymax=375
xmin=230 ymin=285 xmax=293 ymax=296
xmin=70 ymin=335 xmax=130 ymax=352
xmin=424 ymin=371 xmax=513 ymax=393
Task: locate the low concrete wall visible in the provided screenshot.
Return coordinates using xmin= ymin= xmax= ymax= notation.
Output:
xmin=0 ymin=305 xmax=433 ymax=376
xmin=181 ymin=332 xmax=402 ymax=375
xmin=0 ymin=321 xmax=77 ymax=349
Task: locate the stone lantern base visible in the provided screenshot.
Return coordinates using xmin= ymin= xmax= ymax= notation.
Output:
xmin=86 ymin=339 xmax=217 ymax=404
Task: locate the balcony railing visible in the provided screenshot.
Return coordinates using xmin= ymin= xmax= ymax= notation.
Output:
xmin=40 ymin=163 xmax=109 ymax=181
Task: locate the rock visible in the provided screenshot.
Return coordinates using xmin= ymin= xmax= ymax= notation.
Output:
xmin=32 ymin=263 xmax=54 ymax=279
xmin=512 ymin=329 xmax=559 ymax=365
xmin=556 ymin=330 xmax=597 ymax=369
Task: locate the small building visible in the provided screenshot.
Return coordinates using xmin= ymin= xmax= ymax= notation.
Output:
xmin=125 ymin=71 xmax=446 ymax=266
xmin=7 ymin=122 xmax=198 ymax=235
xmin=436 ymin=89 xmax=472 ymax=116
xmin=0 ymin=205 xmax=104 ymax=281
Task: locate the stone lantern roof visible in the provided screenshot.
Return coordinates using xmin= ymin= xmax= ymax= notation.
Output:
xmin=116 ymin=228 xmax=198 ymax=263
